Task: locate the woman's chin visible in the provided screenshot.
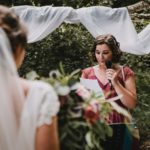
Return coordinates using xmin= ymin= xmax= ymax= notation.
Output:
xmin=98 ymin=62 xmax=105 ymax=65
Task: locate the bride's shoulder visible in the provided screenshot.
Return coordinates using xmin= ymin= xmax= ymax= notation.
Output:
xmin=20 ymin=79 xmax=60 ymax=127
xmin=19 ymin=78 xmax=55 ymax=96
xmin=30 ymin=80 xmax=53 ymax=90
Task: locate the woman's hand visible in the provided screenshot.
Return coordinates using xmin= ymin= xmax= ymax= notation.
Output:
xmin=106 ymin=69 xmax=120 ymax=85
xmin=106 ymin=68 xmax=137 ymax=109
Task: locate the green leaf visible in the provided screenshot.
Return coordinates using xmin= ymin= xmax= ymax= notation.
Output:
xmin=85 ymin=131 xmax=94 ymax=148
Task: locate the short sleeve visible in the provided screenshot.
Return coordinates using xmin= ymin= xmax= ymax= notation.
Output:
xmin=123 ymin=66 xmax=135 ymax=81
xmin=36 ymin=83 xmax=60 ymax=127
xmin=81 ymin=67 xmax=93 ymax=78
xmin=81 ymin=69 xmax=87 ymax=78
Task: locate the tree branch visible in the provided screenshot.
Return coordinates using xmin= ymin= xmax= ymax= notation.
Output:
xmin=127 ymin=1 xmax=150 ymax=13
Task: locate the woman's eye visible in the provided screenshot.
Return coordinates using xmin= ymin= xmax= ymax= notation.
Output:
xmin=103 ymin=51 xmax=110 ymax=54
xmin=95 ymin=51 xmax=110 ymax=55
xmin=103 ymin=52 xmax=109 ymax=54
xmin=96 ymin=52 xmax=100 ymax=54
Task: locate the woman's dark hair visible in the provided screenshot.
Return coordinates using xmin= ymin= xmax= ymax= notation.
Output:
xmin=91 ymin=34 xmax=122 ymax=63
xmin=0 ymin=5 xmax=27 ymax=54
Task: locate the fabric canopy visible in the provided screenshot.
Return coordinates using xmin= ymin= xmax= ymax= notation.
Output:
xmin=12 ymin=5 xmax=150 ymax=55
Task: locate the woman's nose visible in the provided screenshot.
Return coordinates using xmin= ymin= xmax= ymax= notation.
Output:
xmin=99 ymin=53 xmax=103 ymax=59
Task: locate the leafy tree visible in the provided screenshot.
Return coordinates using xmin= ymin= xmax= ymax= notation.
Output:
xmin=1 ymin=0 xmax=150 ymax=148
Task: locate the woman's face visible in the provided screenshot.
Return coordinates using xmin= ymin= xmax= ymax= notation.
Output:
xmin=95 ymin=44 xmax=112 ymax=65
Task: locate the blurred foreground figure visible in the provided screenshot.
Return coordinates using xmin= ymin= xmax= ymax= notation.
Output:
xmin=0 ymin=5 xmax=60 ymax=150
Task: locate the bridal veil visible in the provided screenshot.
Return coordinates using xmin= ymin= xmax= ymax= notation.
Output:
xmin=0 ymin=28 xmax=28 ymax=150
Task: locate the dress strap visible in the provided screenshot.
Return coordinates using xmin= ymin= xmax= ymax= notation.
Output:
xmin=121 ymin=66 xmax=125 ymax=82
xmin=121 ymin=66 xmax=131 ymax=113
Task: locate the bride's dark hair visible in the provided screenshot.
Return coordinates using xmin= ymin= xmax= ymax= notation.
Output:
xmin=0 ymin=5 xmax=27 ymax=53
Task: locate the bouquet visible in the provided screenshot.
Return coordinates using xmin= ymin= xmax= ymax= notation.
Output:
xmin=26 ymin=63 xmax=132 ymax=150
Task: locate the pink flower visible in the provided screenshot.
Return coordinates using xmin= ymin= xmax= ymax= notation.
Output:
xmin=84 ymin=105 xmax=100 ymax=124
xmin=76 ymin=85 xmax=92 ymax=100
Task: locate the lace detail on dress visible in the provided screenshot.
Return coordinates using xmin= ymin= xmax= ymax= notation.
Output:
xmin=24 ymin=80 xmax=60 ymax=127
xmin=37 ymin=90 xmax=60 ymax=127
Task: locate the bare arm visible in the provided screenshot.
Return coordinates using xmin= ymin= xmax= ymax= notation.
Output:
xmin=36 ymin=116 xmax=60 ymax=150
xmin=106 ymin=68 xmax=137 ymax=109
xmin=113 ymin=75 xmax=137 ymax=109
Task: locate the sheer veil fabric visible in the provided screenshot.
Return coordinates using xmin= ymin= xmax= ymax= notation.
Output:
xmin=0 ymin=28 xmax=28 ymax=150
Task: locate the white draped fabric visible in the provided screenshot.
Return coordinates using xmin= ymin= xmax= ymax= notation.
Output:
xmin=12 ymin=6 xmax=150 ymax=55
xmin=12 ymin=6 xmax=74 ymax=42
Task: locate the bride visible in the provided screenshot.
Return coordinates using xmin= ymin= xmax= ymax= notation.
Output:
xmin=0 ymin=5 xmax=60 ymax=150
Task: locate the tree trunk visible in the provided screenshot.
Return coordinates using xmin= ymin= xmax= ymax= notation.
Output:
xmin=127 ymin=1 xmax=150 ymax=13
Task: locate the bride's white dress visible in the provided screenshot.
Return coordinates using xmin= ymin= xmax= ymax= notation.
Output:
xmin=18 ymin=81 xmax=60 ymax=150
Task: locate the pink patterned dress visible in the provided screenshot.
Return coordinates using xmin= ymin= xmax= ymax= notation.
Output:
xmin=81 ymin=65 xmax=135 ymax=124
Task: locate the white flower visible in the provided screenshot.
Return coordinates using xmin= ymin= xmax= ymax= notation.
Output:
xmin=90 ymin=100 xmax=99 ymax=112
xmin=49 ymin=70 xmax=61 ymax=79
xmin=26 ymin=71 xmax=39 ymax=80
xmin=55 ymin=84 xmax=70 ymax=96
xmin=76 ymin=84 xmax=92 ymax=100
xmin=70 ymin=82 xmax=82 ymax=90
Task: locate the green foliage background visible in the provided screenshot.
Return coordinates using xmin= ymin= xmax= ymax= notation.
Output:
xmin=1 ymin=0 xmax=150 ymax=147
